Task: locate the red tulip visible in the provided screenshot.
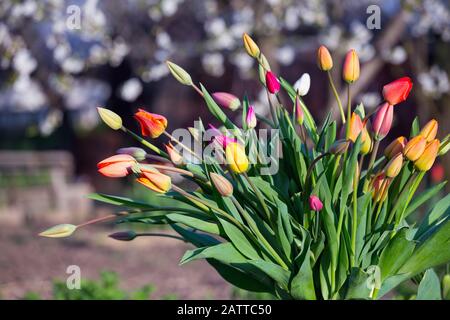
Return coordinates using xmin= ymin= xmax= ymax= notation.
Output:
xmin=265 ymin=71 xmax=280 ymax=94
xmin=134 ymin=109 xmax=167 ymax=138
xmin=309 ymin=195 xmax=323 ymax=212
xmin=97 ymin=154 xmax=136 ymax=178
xmin=431 ymin=163 xmax=445 ymax=183
xmin=382 ymin=77 xmax=413 ymax=106
xmin=372 ymin=102 xmax=393 ymax=140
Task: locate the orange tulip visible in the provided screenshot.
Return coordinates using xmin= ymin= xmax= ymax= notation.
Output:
xmin=348 ymin=113 xmax=363 ymax=142
xmin=136 ymin=167 xmax=171 ymax=193
xmin=165 ymin=143 xmax=183 ymax=165
xmin=403 ymin=135 xmax=426 ymax=161
xmin=384 ymin=136 xmax=407 ymax=159
xmin=372 ymin=173 xmax=390 ymax=203
xmin=419 ymin=119 xmax=438 ymax=142
xmin=317 ymin=45 xmax=333 ymax=71
xmin=342 ymin=49 xmax=360 ymax=83
xmin=97 ymin=154 xmax=136 ymax=178
xmin=414 ymin=139 xmax=440 ymax=172
xmin=134 ymin=109 xmax=167 ymax=138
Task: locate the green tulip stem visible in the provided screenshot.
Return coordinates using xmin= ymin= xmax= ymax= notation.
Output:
xmin=243 ymin=172 xmax=273 ymax=228
xmin=327 ymin=71 xmax=345 ymax=124
xmin=122 ymin=127 xmax=168 ymax=157
xmin=163 ymin=131 xmax=202 ymax=161
xmin=137 ymin=232 xmax=186 ymax=242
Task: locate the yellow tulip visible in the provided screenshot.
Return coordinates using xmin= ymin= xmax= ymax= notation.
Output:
xmin=414 ymin=139 xmax=440 ymax=172
xmin=225 ymin=142 xmax=249 ymax=174
xmin=342 ymin=49 xmax=360 ymax=83
xmin=242 ymin=33 xmax=260 ymax=58
xmin=384 ymin=136 xmax=407 ymax=159
xmin=419 ymin=119 xmax=438 ymax=142
xmin=403 ymin=135 xmax=426 ymax=161
xmin=317 ymin=45 xmax=333 ymax=71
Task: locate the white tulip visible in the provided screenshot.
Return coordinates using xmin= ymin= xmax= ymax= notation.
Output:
xmin=293 ymin=73 xmax=311 ymax=96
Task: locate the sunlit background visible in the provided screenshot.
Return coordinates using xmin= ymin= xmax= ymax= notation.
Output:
xmin=0 ymin=0 xmax=449 ymax=299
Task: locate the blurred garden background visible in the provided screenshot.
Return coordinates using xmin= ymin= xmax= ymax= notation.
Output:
xmin=0 ymin=0 xmax=449 ymax=299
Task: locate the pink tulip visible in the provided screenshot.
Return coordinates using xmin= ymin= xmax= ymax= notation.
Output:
xmin=246 ymin=106 xmax=257 ymax=129
xmin=212 ymin=92 xmax=241 ymax=111
xmin=372 ymin=102 xmax=393 ymax=140
xmin=309 ymin=195 xmax=323 ymax=212
xmin=265 ymin=71 xmax=280 ymax=94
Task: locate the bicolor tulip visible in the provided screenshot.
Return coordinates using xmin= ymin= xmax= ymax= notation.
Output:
xmin=414 ymin=139 xmax=440 ymax=172
xmin=39 ymin=224 xmax=77 ymax=238
xmin=246 ymin=106 xmax=257 ymax=129
xmin=372 ymin=173 xmax=390 ymax=203
xmin=134 ymin=109 xmax=167 ymax=138
xmin=419 ymin=119 xmax=438 ymax=142
xmin=384 ymin=136 xmax=407 ymax=159
xmin=384 ymin=153 xmax=403 ymax=178
xmin=265 ymin=71 xmax=280 ymax=94
xmin=242 ymin=33 xmax=260 ymax=58
xmin=382 ymin=77 xmax=412 ymax=106
xmin=309 ymin=195 xmax=323 ymax=212
xmin=97 ymin=154 xmax=136 ymax=178
xmin=317 ymin=45 xmax=333 ymax=71
xmin=210 ymin=173 xmax=233 ymax=197
xmin=294 ymin=95 xmax=304 ymax=126
xmin=117 ymin=147 xmax=147 ymax=161
xmin=212 ymin=92 xmax=241 ymax=111
xmin=137 ymin=167 xmax=171 ymax=193
xmin=372 ymin=102 xmax=393 ymax=140
xmin=342 ymin=49 xmax=360 ymax=83
xmin=403 ymin=135 xmax=426 ymax=161
xmin=348 ymin=113 xmax=363 ymax=142
xmin=293 ymin=73 xmax=311 ymax=96
xmin=225 ymin=142 xmax=249 ymax=174
xmin=165 ymin=143 xmax=183 ymax=165
xmin=166 ymin=61 xmax=193 ymax=86
xmin=97 ymin=107 xmax=122 ymax=130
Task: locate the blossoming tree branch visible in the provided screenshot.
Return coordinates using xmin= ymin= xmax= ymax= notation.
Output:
xmin=40 ymin=33 xmax=450 ymax=300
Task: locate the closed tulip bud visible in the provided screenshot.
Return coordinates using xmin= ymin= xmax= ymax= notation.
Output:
xmin=212 ymin=92 xmax=241 ymax=111
xmin=382 ymin=77 xmax=413 ymax=106
xmin=403 ymin=135 xmax=426 ymax=161
xmin=210 ymin=173 xmax=233 ymax=197
xmin=109 ymin=230 xmax=137 ymax=241
xmin=342 ymin=49 xmax=360 ymax=83
xmin=414 ymin=139 xmax=440 ymax=172
xmin=317 ymin=45 xmax=333 ymax=71
xmin=246 ymin=106 xmax=257 ymax=129
xmin=330 ymin=139 xmax=350 ymax=155
xmin=97 ymin=107 xmax=122 ymax=130
xmin=166 ymin=61 xmax=193 ymax=86
xmin=225 ymin=142 xmax=249 ymax=174
xmin=165 ymin=143 xmax=183 ymax=165
xmin=258 ymin=54 xmax=271 ymax=85
xmin=419 ymin=119 xmax=438 ymax=142
xmin=360 ymin=127 xmax=373 ymax=155
xmin=384 ymin=136 xmax=407 ymax=159
xmin=265 ymin=71 xmax=280 ymax=94
xmin=294 ymin=95 xmax=304 ymax=126
xmin=137 ymin=167 xmax=172 ymax=193
xmin=309 ymin=195 xmax=323 ymax=212
xmin=293 ymin=73 xmax=311 ymax=96
xmin=134 ymin=109 xmax=168 ymax=138
xmin=372 ymin=173 xmax=390 ymax=203
xmin=242 ymin=33 xmax=260 ymax=58
xmin=348 ymin=113 xmax=363 ymax=142
xmin=117 ymin=147 xmax=147 ymax=161
xmin=97 ymin=154 xmax=137 ymax=178
xmin=39 ymin=224 xmax=77 ymax=238
xmin=372 ymin=102 xmax=393 ymax=140
xmin=384 ymin=153 xmax=403 ymax=178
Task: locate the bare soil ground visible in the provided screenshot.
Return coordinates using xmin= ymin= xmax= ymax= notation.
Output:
xmin=0 ymin=222 xmax=230 ymax=300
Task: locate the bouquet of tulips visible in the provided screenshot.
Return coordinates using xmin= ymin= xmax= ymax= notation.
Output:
xmin=40 ymin=33 xmax=450 ymax=300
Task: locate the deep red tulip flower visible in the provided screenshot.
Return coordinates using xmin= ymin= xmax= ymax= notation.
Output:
xmin=265 ymin=71 xmax=280 ymax=94
xmin=309 ymin=195 xmax=323 ymax=212
xmin=382 ymin=77 xmax=413 ymax=106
